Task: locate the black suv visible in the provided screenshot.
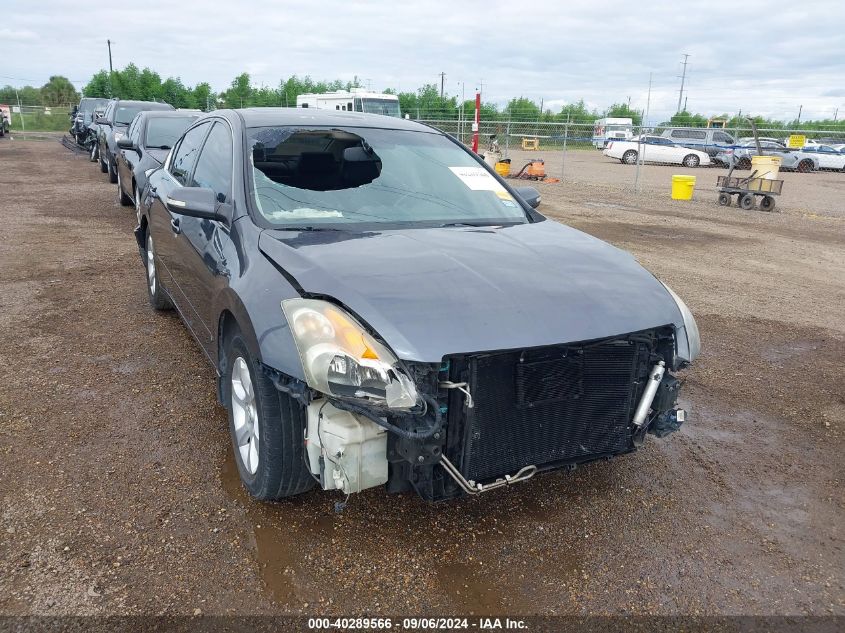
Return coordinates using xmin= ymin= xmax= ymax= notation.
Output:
xmin=96 ymin=99 xmax=174 ymax=183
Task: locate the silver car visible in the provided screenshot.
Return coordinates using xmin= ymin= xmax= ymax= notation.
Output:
xmin=715 ymin=140 xmax=819 ymax=172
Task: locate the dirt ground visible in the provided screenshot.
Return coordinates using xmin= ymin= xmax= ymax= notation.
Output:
xmin=0 ymin=137 xmax=843 ymax=618
xmin=504 ymin=147 xmax=845 ymax=219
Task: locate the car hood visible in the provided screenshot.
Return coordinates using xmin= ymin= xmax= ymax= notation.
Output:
xmin=258 ymin=221 xmax=683 ymax=362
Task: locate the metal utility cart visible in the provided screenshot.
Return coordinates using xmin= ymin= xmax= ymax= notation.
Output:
xmin=716 ymin=171 xmax=783 ymax=211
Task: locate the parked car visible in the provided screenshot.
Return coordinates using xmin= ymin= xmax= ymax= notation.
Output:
xmin=0 ymin=105 xmax=10 ymax=137
xmin=115 ymin=110 xmax=201 ymax=219
xmin=88 ymin=108 xmax=106 ymax=161
xmin=70 ymin=97 xmax=108 ymax=145
xmin=96 ymin=99 xmax=174 ymax=183
xmin=604 ymin=135 xmax=711 ymax=167
xmin=798 ymin=144 xmax=845 ymax=171
xmin=715 ymin=140 xmax=819 ymax=172
xmin=136 ymin=108 xmax=699 ymax=502
xmin=660 ymin=127 xmax=735 ymax=157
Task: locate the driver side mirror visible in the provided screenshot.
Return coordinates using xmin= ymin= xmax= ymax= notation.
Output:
xmin=165 ymin=187 xmax=227 ymax=222
xmin=116 ymin=137 xmax=135 ymax=150
xmin=96 ymin=117 xmax=110 ymax=126
xmin=514 ymin=186 xmax=541 ymax=209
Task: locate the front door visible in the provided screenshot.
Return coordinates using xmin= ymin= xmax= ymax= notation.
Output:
xmin=168 ymin=120 xmax=234 ymax=354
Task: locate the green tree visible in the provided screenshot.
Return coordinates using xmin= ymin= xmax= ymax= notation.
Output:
xmin=504 ymin=97 xmax=541 ymax=119
xmin=138 ymin=68 xmax=163 ymax=101
xmin=192 ymin=82 xmax=215 ymax=111
xmin=112 ymin=63 xmax=143 ymax=100
xmin=605 ymin=102 xmax=642 ymax=125
xmin=40 ymin=76 xmax=79 ymax=106
xmin=161 ymin=77 xmax=194 ymax=108
xmin=222 ymin=73 xmax=253 ymax=108
xmin=556 ymin=99 xmax=597 ymax=123
xmin=0 ymin=84 xmax=41 ymax=105
xmin=82 ymin=71 xmax=111 ymax=98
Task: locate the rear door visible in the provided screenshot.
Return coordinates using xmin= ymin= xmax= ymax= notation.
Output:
xmin=118 ymin=116 xmax=142 ymax=192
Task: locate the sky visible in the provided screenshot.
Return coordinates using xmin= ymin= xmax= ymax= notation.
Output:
xmin=2 ymin=0 xmax=844 ymax=123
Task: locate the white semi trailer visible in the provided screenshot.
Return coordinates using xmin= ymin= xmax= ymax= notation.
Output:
xmin=296 ymin=89 xmax=401 ymax=117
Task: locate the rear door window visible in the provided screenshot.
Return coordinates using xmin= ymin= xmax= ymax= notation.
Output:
xmin=169 ymin=122 xmax=211 ymax=186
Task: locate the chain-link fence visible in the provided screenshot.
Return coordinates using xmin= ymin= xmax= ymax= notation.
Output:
xmin=414 ymin=116 xmax=845 ymax=215
xmin=1 ymin=103 xmax=76 ymax=133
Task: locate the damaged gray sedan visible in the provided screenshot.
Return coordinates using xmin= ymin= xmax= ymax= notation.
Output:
xmin=135 ymin=108 xmax=699 ymax=502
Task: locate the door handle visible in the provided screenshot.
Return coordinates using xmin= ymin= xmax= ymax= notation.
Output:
xmin=170 ymin=217 xmax=181 ymax=234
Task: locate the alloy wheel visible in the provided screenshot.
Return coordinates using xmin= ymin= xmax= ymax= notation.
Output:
xmin=146 ymin=234 xmax=157 ymax=296
xmin=231 ymin=357 xmax=260 ymax=475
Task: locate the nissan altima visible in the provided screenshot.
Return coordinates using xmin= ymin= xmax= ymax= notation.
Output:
xmin=135 ymin=108 xmax=699 ymax=501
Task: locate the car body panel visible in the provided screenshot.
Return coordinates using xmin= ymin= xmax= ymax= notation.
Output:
xmin=715 ymin=141 xmax=820 ymax=171
xmin=257 ymin=221 xmax=685 ymax=363
xmin=603 ymin=136 xmax=711 ymax=166
xmin=140 ymin=107 xmax=690 ymax=382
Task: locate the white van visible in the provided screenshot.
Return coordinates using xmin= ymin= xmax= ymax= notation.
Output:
xmin=296 ymin=90 xmax=401 ymax=117
xmin=592 ymin=117 xmax=633 ymax=149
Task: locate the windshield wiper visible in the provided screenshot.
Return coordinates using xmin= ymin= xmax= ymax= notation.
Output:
xmin=147 ymin=145 xmax=171 ymax=149
xmin=438 ymin=221 xmax=510 ymax=228
xmin=274 ymin=226 xmax=341 ymax=232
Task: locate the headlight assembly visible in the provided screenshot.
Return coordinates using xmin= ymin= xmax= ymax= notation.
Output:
xmin=282 ymin=298 xmax=419 ymax=409
xmin=661 ymin=282 xmax=700 ymax=363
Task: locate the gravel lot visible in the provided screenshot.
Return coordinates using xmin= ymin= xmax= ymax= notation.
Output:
xmin=504 ymin=148 xmax=845 ymax=219
xmin=1 ymin=137 xmax=843 ymax=618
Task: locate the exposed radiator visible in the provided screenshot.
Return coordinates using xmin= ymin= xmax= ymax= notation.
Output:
xmin=452 ymin=337 xmax=650 ymax=482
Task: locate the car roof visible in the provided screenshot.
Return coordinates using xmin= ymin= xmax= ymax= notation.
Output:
xmin=136 ymin=110 xmax=201 ymax=119
xmin=113 ymin=100 xmax=174 ymax=108
xmin=226 ymin=107 xmax=436 ymax=133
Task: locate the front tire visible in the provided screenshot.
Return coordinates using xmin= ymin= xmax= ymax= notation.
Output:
xmin=718 ymin=192 xmax=731 ymax=206
xmin=145 ymin=232 xmax=173 ymax=311
xmin=622 ymin=150 xmax=638 ymax=165
xmin=90 ymin=142 xmax=98 ymax=162
xmin=107 ymin=155 xmax=118 ymax=183
xmin=224 ymin=334 xmax=315 ymax=500
xmin=797 ymin=160 xmax=814 ymax=173
xmin=682 ymin=154 xmax=700 ymax=168
xmin=118 ymin=170 xmax=132 ymax=206
xmin=99 ymin=146 xmax=108 ymax=173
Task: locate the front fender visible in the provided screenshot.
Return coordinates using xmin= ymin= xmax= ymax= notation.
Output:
xmin=211 ymin=221 xmax=306 ymax=382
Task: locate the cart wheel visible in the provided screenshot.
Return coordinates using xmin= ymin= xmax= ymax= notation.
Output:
xmin=759 ymin=195 xmax=776 ymax=212
xmin=739 ymin=193 xmax=755 ymax=210
xmin=718 ymin=192 xmax=731 ymax=206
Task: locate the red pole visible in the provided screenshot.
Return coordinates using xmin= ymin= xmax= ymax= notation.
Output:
xmin=471 ymin=91 xmax=481 ymax=153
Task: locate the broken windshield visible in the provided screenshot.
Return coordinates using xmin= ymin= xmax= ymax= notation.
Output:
xmin=246 ymin=126 xmax=529 ymax=229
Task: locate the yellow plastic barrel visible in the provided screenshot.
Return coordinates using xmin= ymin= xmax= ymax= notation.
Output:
xmin=751 ymin=155 xmax=781 ymax=180
xmin=671 ymin=175 xmax=696 ymax=200
xmin=495 ymin=160 xmax=511 ymax=177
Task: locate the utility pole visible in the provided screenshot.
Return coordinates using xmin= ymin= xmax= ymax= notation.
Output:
xmin=683 ymin=95 xmax=688 ymax=112
xmin=635 ymin=72 xmax=653 ymax=194
xmin=107 ymin=39 xmax=114 ymax=97
xmin=834 ymin=108 xmax=838 ymax=123
xmin=797 ymin=104 xmax=802 ymax=123
xmin=438 ymin=72 xmax=446 ymax=100
xmin=676 ymin=53 xmax=689 ymax=113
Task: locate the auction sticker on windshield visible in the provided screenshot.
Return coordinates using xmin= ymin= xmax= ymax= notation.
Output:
xmin=449 ymin=166 xmax=507 ymax=192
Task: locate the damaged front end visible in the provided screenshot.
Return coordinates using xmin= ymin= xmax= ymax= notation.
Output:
xmin=268 ymin=299 xmax=689 ymax=501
